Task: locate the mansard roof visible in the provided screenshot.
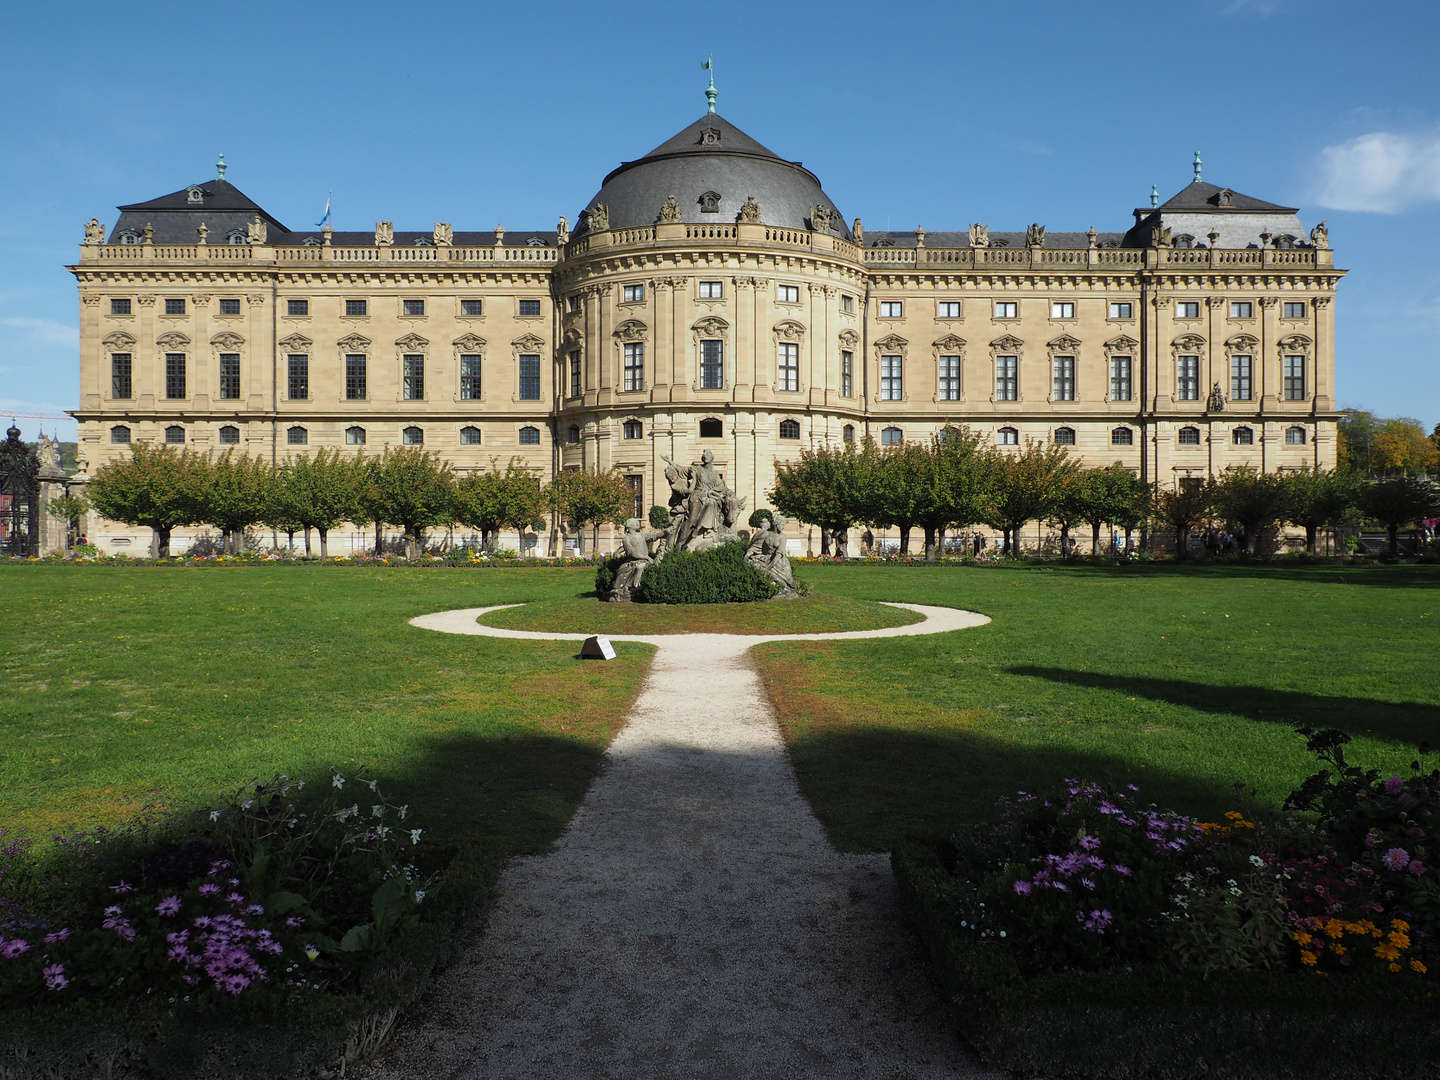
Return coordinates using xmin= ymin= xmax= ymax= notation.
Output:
xmin=863 ymin=230 xmax=1130 ymax=250
xmin=1152 ymin=180 xmax=1297 ymax=215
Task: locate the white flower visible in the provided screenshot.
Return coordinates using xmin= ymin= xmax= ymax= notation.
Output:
xmin=304 ymin=945 xmax=319 ymax=961
xmin=332 ymin=773 xmax=345 ymax=789
xmin=209 ymin=810 xmax=222 ymax=822
xmin=371 ymin=804 xmax=385 ymax=819
xmin=398 ymin=805 xmax=408 ymax=820
xmin=1249 ymin=855 xmax=1265 ymax=868
xmin=999 ymin=930 xmax=1006 ymax=938
xmin=414 ymin=890 xmax=426 ymax=904
xmin=368 ymin=779 xmax=379 ymax=793
xmin=376 ymin=825 xmax=390 ymax=839
xmin=296 ymin=779 xmax=305 ymax=791
xmin=410 ymin=829 xmax=423 ymax=846
xmin=241 ymin=799 xmax=253 ymax=811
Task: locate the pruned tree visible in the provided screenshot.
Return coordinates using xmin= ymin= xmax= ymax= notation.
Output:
xmin=927 ymin=426 xmax=996 ymax=560
xmin=1154 ymin=480 xmax=1212 ymax=557
xmin=545 ymin=467 xmax=634 ymax=556
xmin=984 ymin=439 xmax=1078 ymax=556
xmin=1359 ymin=476 xmax=1439 ymax=557
xmin=1283 ymin=468 xmax=1359 ymax=555
xmin=1210 ymin=466 xmax=1291 ymax=555
xmin=771 ymin=443 xmax=867 ymax=556
xmin=280 ymin=448 xmax=366 ymax=558
xmin=1066 ymin=465 xmax=1145 ymax=554
xmin=456 ymin=458 xmax=548 ymax=552
xmin=863 ymin=439 xmax=928 ymax=556
xmin=366 ymin=446 xmax=457 ymax=559
xmin=88 ymin=444 xmax=208 ymax=558
xmin=201 ymin=452 xmax=275 ymax=554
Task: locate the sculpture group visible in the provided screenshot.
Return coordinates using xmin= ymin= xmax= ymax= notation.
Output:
xmin=606 ymin=449 xmax=796 ymax=603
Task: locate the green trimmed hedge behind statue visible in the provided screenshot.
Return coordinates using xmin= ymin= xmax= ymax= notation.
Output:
xmin=595 ymin=540 xmax=778 ymax=604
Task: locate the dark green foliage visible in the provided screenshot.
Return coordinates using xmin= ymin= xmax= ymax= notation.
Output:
xmin=638 ymin=541 xmax=779 ymax=604
xmin=748 ymin=508 xmax=774 ymax=530
xmin=648 ymin=505 xmax=671 ymax=530
xmin=594 ymin=551 xmax=626 ymax=599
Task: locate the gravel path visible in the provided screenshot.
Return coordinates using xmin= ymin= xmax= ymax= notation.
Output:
xmin=367 ymin=604 xmax=996 ymax=1079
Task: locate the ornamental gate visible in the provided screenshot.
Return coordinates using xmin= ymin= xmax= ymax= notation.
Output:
xmin=0 ymin=424 xmax=41 ymax=557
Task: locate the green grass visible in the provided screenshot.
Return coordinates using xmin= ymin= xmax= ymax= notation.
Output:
xmin=480 ymin=591 xmax=920 ymax=634
xmin=0 ymin=564 xmax=651 ymax=852
xmin=753 ymin=562 xmax=1440 ymax=852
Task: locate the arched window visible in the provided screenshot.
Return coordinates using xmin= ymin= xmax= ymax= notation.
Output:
xmin=110 ymin=425 xmax=131 ymax=444
xmin=518 ymin=425 xmax=541 ymax=445
xmin=1285 ymin=426 xmax=1307 ymax=445
xmin=165 ymin=425 xmax=186 ymax=444
xmin=287 ymin=426 xmax=308 ymax=446
xmin=218 ymin=425 xmax=240 ymax=445
xmin=779 ymin=419 xmax=800 ymax=440
xmin=1111 ymin=427 xmax=1134 ymax=446
xmin=880 ymin=426 xmax=903 ymax=446
xmin=997 ymin=427 xmax=1018 ymax=446
xmin=301 ymin=236 xmax=323 ymax=247
xmin=227 ymin=230 xmax=247 ymax=246
xmin=623 ymin=419 xmax=642 ymax=440
xmin=567 ymin=424 xmax=581 ymax=444
xmin=1232 ymin=426 xmax=1254 ymax=445
xmin=402 ymin=426 xmax=424 ymax=445
xmin=460 ymin=425 xmax=482 ymax=445
xmin=699 ymin=418 xmax=723 ymax=439
xmin=842 ymin=424 xmax=855 ymax=444
xmin=1178 ymin=426 xmax=1201 ymax=446
xmin=1054 ymin=426 xmax=1076 ymax=446
xmin=346 ymin=426 xmax=366 ymax=445
xmin=117 ymin=230 xmax=140 ymax=245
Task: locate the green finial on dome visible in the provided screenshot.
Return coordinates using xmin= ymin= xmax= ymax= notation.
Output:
xmin=1193 ymin=150 xmax=1202 ymax=184
xmin=702 ymin=56 xmax=717 ymax=114
xmin=1151 ymin=184 xmax=1159 ymax=209
xmin=216 ymin=153 xmax=227 ymax=181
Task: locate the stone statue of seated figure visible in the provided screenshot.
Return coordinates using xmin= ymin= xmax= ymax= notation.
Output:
xmin=608 ymin=518 xmax=665 ymax=603
xmin=745 ymin=512 xmax=797 ymax=595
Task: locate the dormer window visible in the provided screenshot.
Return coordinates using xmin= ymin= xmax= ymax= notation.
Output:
xmin=186 ymin=185 xmax=204 ymax=204
xmin=991 ymin=238 xmax=1009 ymax=247
xmin=227 ymin=229 xmax=247 ymax=245
xmin=117 ymin=230 xmax=140 ymax=245
xmin=302 ymin=236 xmax=322 ymax=247
xmin=873 ymin=238 xmax=894 ymax=248
xmin=698 ymin=190 xmax=722 ymax=213
xmin=699 ymin=127 xmax=721 ymax=146
xmin=1275 ymin=234 xmax=1298 ymax=250
xmin=1214 ymin=189 xmax=1235 ymax=207
xmin=1173 ymin=234 xmax=1196 ymax=249
xmin=413 ymin=236 xmax=434 ymax=246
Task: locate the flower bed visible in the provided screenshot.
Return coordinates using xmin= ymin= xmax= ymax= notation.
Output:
xmin=0 ymin=772 xmax=504 ymax=1079
xmin=894 ymin=729 xmax=1440 ymax=1079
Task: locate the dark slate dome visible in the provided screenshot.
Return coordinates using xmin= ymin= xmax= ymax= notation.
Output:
xmin=580 ymin=113 xmax=850 ymax=239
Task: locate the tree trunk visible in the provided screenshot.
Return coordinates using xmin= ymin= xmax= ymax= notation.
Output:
xmin=899 ymin=525 xmax=911 ymax=555
xmin=1388 ymin=523 xmax=1399 ymax=557
xmin=304 ymin=528 xmax=312 ymax=556
xmin=820 ymin=528 xmax=831 ymax=556
xmin=593 ymin=521 xmax=601 ymax=557
xmin=1060 ymin=524 xmax=1071 ymax=555
xmin=936 ymin=526 xmax=946 ymax=558
xmin=319 ymin=528 xmax=329 ymax=559
xmin=1092 ymin=522 xmax=1102 ymax=554
xmin=155 ymin=527 xmax=171 ymax=559
xmin=374 ymin=521 xmax=383 ymax=556
xmin=924 ymin=525 xmax=938 ymax=561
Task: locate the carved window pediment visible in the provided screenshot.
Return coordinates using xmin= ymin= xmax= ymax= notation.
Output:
xmin=279 ymin=332 xmax=313 ymax=351
xmin=512 ymin=333 xmax=546 ymax=352
xmin=453 ymin=333 xmax=487 ymax=352
xmin=1104 ymin=334 xmax=1139 ymax=353
xmin=337 ymin=333 xmax=372 ymax=351
xmin=698 ymin=127 xmax=721 ymax=146
xmin=1278 ymin=333 xmax=1313 ymax=353
xmin=102 ymin=331 xmax=136 ymax=349
xmin=989 ymin=334 xmax=1024 ymax=353
xmin=838 ymin=329 xmax=860 ymax=348
xmin=156 ymin=331 xmax=191 ymax=350
xmin=614 ymin=319 xmax=649 ymax=342
xmin=1172 ymin=333 xmax=1206 ymax=351
xmin=1047 ymin=333 xmax=1082 ymax=352
xmin=691 ymin=316 xmax=729 ymax=337
xmin=561 ymin=328 xmax=582 ymax=348
xmin=932 ymin=333 xmax=967 ymax=353
xmin=395 ymin=332 xmax=429 ymax=352
xmin=1225 ymin=333 xmax=1260 ymax=351
xmin=773 ymin=320 xmax=806 ymax=341
xmin=186 ymin=185 xmax=204 ymax=204
xmin=526 ymin=236 xmax=547 ymax=247
xmin=1213 ymin=188 xmax=1236 ymax=207
xmin=210 ymin=331 xmax=245 ymax=349
xmin=873 ymin=333 xmax=908 ymax=353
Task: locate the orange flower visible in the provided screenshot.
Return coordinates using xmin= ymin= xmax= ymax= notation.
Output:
xmin=1388 ymin=931 xmax=1411 ymax=950
xmin=1376 ymin=944 xmax=1401 ymax=961
xmin=1391 ymin=919 xmax=1410 ymax=933
xmin=1224 ymin=811 xmax=1244 ymax=820
xmin=1332 ymin=944 xmax=1346 ymax=956
xmin=1292 ymin=931 xmax=1313 ymax=946
xmin=1411 ymin=960 xmax=1427 ymax=974
xmin=1324 ymin=919 xmax=1345 ymax=939
xmin=1390 ymin=963 xmax=1402 ymax=973
xmin=1300 ymin=950 xmax=1318 ymax=966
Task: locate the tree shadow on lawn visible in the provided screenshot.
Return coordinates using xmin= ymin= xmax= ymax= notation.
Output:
xmin=1006 ymin=666 xmax=1439 ymax=749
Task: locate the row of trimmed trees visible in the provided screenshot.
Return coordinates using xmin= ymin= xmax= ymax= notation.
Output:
xmin=87 ymin=445 xmax=636 ymax=559
xmin=770 ymin=428 xmax=1439 ymax=558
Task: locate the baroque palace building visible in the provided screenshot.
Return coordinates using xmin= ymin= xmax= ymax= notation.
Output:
xmin=71 ymin=97 xmax=1343 ymax=552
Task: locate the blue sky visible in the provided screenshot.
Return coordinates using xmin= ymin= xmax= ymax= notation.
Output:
xmin=3 ymin=0 xmax=1437 ymax=440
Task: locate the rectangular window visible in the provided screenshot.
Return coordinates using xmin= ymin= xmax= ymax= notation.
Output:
xmin=568 ymin=351 xmax=581 ymax=398
xmin=995 ymin=356 xmax=1018 ymax=401
xmin=1177 ymin=355 xmax=1200 ymax=400
xmin=288 ymin=355 xmax=308 ymax=400
xmin=777 ymin=342 xmax=799 ymax=392
xmin=165 ymin=298 xmax=186 ymax=316
xmin=880 ymin=355 xmax=903 ymax=400
xmin=518 ymin=354 xmax=541 ymax=400
xmin=165 ymin=353 xmax=186 ymax=399
xmin=345 ymin=299 xmax=367 ymax=317
xmin=462 ymin=299 xmax=484 ymax=316
xmin=111 ymin=353 xmax=132 ymax=398
xmin=403 ymin=298 xmax=425 ymax=316
xmin=1230 ymin=301 xmax=1253 ymax=319
xmin=1230 ymin=355 xmax=1252 ymax=401
xmin=1052 ymin=356 xmax=1075 ymax=401
xmin=938 ymin=355 xmax=961 ymax=401
xmin=287 ymin=427 xmax=308 ymax=446
xmin=938 ymin=301 xmax=962 ymax=319
xmin=1109 ymin=301 xmax=1133 ymax=319
xmin=1109 ymin=356 xmax=1132 ymax=401
xmin=518 ymin=299 xmax=542 ymax=317
xmin=625 ymin=475 xmax=644 ymax=520
xmin=1283 ymin=355 xmax=1306 ymax=400
xmin=880 ymin=300 xmax=903 ymax=318
xmin=110 ymin=298 xmax=131 ymax=315
xmin=699 ymin=280 xmax=723 ymax=299
xmin=403 ymin=354 xmax=425 ymax=400
xmin=841 ymin=351 xmax=853 ymax=397
xmin=345 ymin=354 xmax=366 ymax=399
xmin=995 ymin=300 xmax=1018 ymax=319
xmin=840 ymin=294 xmax=853 ymax=313
xmin=778 ymin=284 xmax=800 ymax=304
xmin=1051 ymin=301 xmax=1075 ymax=320
xmin=623 ymin=284 xmax=644 ymax=303
xmin=218 ymin=353 xmax=240 ymax=400
xmin=1176 ymin=301 xmax=1200 ymax=318
xmin=1283 ymin=301 xmax=1307 ymax=318
xmin=287 ymin=298 xmax=309 ymax=316
xmin=219 ymin=298 xmax=241 ymax=315
xmin=460 ymin=354 xmax=482 ymax=400
xmin=623 ymin=342 xmax=645 ymax=392
xmin=566 ymin=295 xmax=582 ymax=314
xmin=700 ymin=340 xmax=724 ymax=389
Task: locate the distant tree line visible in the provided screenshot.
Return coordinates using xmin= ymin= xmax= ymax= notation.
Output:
xmin=1337 ymin=410 xmax=1440 ymax=478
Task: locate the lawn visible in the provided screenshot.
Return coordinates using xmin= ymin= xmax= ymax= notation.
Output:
xmin=0 ymin=564 xmax=651 ymax=851
xmin=757 ymin=561 xmax=1440 ymax=852
xmin=479 ymin=591 xmax=919 ymax=634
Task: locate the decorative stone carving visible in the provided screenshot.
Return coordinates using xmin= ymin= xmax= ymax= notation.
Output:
xmin=1277 ymin=333 xmax=1313 ymax=356
xmin=512 ymin=333 xmax=546 ymax=352
xmin=278 ymin=333 xmax=312 ymax=352
xmin=969 ymin=223 xmax=989 ymax=248
xmin=1151 ymin=224 xmax=1173 ymax=248
xmin=102 ymin=331 xmax=137 ymax=349
xmin=692 ymin=316 xmax=729 ymax=338
xmin=745 ymin=512 xmax=797 ymax=596
xmin=586 ymin=204 xmax=609 ymax=232
xmin=395 ymin=332 xmax=428 ymax=352
xmin=493 ymin=223 xmax=506 ymax=245
xmin=322 ymin=225 xmax=333 ymax=246
xmin=1026 ymin=224 xmax=1046 ymax=248
xmin=933 ymin=333 xmax=967 ymax=354
xmin=1048 ymin=333 xmax=1082 ymax=352
xmin=838 ymin=329 xmax=860 ymax=348
xmin=374 ymin=221 xmax=394 ymax=247
xmin=84 ymin=218 xmax=105 ymax=245
xmin=81 ymin=294 xmax=102 ymax=306
xmin=1104 ymin=334 xmax=1139 ymax=354
xmin=136 ymin=296 xmax=156 ymax=307
xmin=1310 ymin=220 xmax=1328 ymax=249
xmin=1086 ymin=226 xmax=1098 ymax=249
xmin=915 ymin=224 xmax=926 ymax=247
xmin=606 ymin=517 xmax=668 ymax=602
xmin=142 ymin=223 xmax=154 ymax=244
xmin=874 ymin=333 xmax=908 ymax=354
xmin=809 ymin=204 xmax=835 ymax=233
xmin=433 ymin=222 xmax=453 ymax=247
xmin=246 ymin=216 xmax=268 ymax=245
xmin=990 ymin=334 xmax=1025 ymax=354
xmin=197 ymin=222 xmax=209 ymax=244
xmin=660 ymin=450 xmax=747 ymax=554
xmin=337 ymin=333 xmax=371 ymax=351
xmin=699 ymin=127 xmax=721 ymax=146
xmin=658 ymin=195 xmax=683 ymax=224
xmin=852 ymin=218 xmax=863 ymax=243
xmin=738 ymin=196 xmax=762 ymax=225
xmin=1225 ymin=334 xmax=1259 ymax=352
xmin=211 ymin=331 xmax=245 ymax=349
xmin=156 ymin=331 xmax=191 ymax=350
xmin=614 ymin=319 xmax=648 ymax=342
xmin=192 ymin=294 xmax=212 ymax=306
xmin=773 ymin=320 xmax=806 ymax=342
xmin=1206 ymin=383 xmax=1226 ymax=412
xmin=247 ymin=294 xmax=265 ymax=305
xmin=453 ymin=333 xmax=486 ymax=351
xmin=557 ymin=216 xmax=569 ymax=245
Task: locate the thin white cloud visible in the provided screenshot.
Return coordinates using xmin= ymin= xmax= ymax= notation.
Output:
xmin=1313 ymin=131 xmax=1440 ymax=213
xmin=0 ymin=315 xmax=79 ymax=348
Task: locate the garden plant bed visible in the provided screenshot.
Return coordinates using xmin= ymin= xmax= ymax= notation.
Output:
xmin=477 ymin=591 xmax=921 ymax=635
xmin=893 ymin=835 xmax=1440 ymax=1080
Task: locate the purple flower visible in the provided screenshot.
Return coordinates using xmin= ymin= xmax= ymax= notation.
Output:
xmin=244 ymin=904 xmax=265 ymax=916
xmin=284 ymin=915 xmax=305 ymax=927
xmin=198 ymin=883 xmax=220 ymax=896
xmin=1080 ymin=877 xmax=1096 ymax=891
xmin=225 ymin=892 xmax=246 ymax=905
xmin=1383 ymin=776 xmax=1405 ymax=796
xmin=43 ymin=928 xmax=70 ymax=944
xmin=1113 ymin=865 xmax=1132 ymax=877
xmin=1126 ymin=784 xmax=1139 ymax=792
xmin=0 ymin=936 xmax=31 ymax=959
xmin=1383 ymin=847 xmax=1410 ymax=871
xmin=166 ymin=930 xmax=190 ymax=945
xmin=108 ymin=881 xmax=133 ymax=895
xmin=1079 ymin=835 xmax=1101 ymax=851
xmin=156 ymin=896 xmax=182 ymax=917
xmin=1409 ymin=860 xmax=1426 ymax=876
xmin=103 ymin=905 xmax=122 ymax=917
xmin=42 ymin=963 xmax=68 ymax=990
xmin=1013 ymin=879 xmax=1033 ymax=896
xmin=1077 ymin=908 xmax=1113 ymax=934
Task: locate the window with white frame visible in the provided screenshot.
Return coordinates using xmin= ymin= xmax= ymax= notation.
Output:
xmin=518 ymin=299 xmax=542 ymax=317
xmin=938 ymin=301 xmax=961 ymax=319
xmin=700 ymin=340 xmax=724 ymax=389
xmin=461 ymin=299 xmax=483 ymax=316
xmin=1111 ymin=427 xmax=1133 ymax=446
xmin=1178 ymin=426 xmax=1201 ymax=445
xmin=997 ymin=427 xmax=1018 ymax=445
xmin=880 ymin=300 xmax=903 ymax=318
xmin=460 ymin=426 xmax=482 ymax=445
xmin=995 ymin=355 xmax=1018 ymax=401
xmin=461 ymin=354 xmax=482 ymax=400
xmin=1285 ymin=426 xmax=1307 ymax=445
xmin=1176 ymin=355 xmax=1200 ymax=400
xmin=1054 ymin=427 xmax=1076 ymax=446
xmin=403 ymin=298 xmax=425 ymax=316
xmin=346 ymin=426 xmax=366 ymax=445
xmin=938 ymin=355 xmax=961 ymax=401
xmin=842 ymin=424 xmax=855 ymax=443
xmin=623 ymin=419 xmax=642 ymax=440
xmin=1109 ymin=356 xmax=1132 ymax=401
xmin=778 ymin=284 xmax=800 ymax=304
xmin=779 ymin=419 xmax=801 ymax=439
xmin=841 ymin=350 xmax=853 ymax=397
xmin=219 ymin=298 xmax=241 ymax=316
xmin=287 ymin=298 xmax=308 ymax=316
xmin=840 ymin=294 xmax=853 ymax=313
xmin=1051 ymin=301 xmax=1075 ymax=319
xmin=1109 ymin=301 xmax=1133 ymax=319
xmin=995 ymin=300 xmax=1018 ymax=319
xmin=345 ymin=299 xmax=367 ymax=316
xmin=623 ymin=342 xmax=645 ymax=392
xmin=165 ymin=353 xmax=186 ymax=399
xmin=1232 ymin=426 xmax=1254 ymax=445
xmin=518 ymin=354 xmax=541 ymax=400
xmin=111 ymin=298 xmax=132 ymax=315
xmin=165 ymin=298 xmax=186 ymax=315
xmin=623 ymin=284 xmax=644 ymax=303
xmin=1176 ymin=301 xmax=1200 ymax=318
xmin=1283 ymin=355 xmax=1306 ymax=400
xmin=346 ymin=355 xmax=366 ymax=400
xmin=111 ymin=353 xmax=132 ymax=399
xmin=1283 ymin=301 xmax=1307 ymax=319
xmin=699 ymin=280 xmax=723 ymax=299
xmin=1230 ymin=301 xmax=1253 ymax=319
xmin=880 ymin=354 xmax=903 ymax=400
xmin=402 ymin=426 xmax=424 ymax=445
xmin=403 ymin=355 xmax=424 ymax=400
xmin=1052 ymin=356 xmax=1075 ymax=401
xmin=1230 ymin=355 xmax=1252 ymax=401
xmin=777 ymin=342 xmax=799 ymax=391
xmin=288 ymin=355 xmax=308 ymax=400
xmin=881 ymin=426 xmax=903 ymax=446
xmin=567 ymin=424 xmax=580 ymax=444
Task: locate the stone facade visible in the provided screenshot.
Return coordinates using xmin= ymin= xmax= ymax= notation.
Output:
xmin=69 ymin=115 xmax=1343 ymax=553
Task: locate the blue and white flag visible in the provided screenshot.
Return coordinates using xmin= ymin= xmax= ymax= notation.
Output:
xmin=316 ymin=192 xmax=332 ymax=229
